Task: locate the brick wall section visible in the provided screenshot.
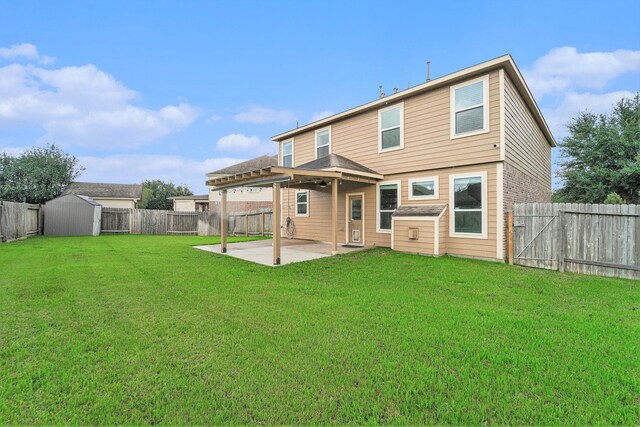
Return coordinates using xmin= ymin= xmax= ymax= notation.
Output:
xmin=503 ymin=162 xmax=551 ymax=210
xmin=209 ymin=201 xmax=272 ymax=214
xmin=502 ymin=162 xmax=552 ymax=257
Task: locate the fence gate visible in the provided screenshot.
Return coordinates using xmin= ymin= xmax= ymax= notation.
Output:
xmin=512 ymin=203 xmax=639 ymax=280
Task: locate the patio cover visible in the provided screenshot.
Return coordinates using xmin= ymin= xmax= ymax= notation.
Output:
xmin=205 ymin=154 xmax=383 ymax=265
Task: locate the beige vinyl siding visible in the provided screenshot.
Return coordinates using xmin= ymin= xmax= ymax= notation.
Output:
xmin=291 ymin=131 xmax=315 ymax=166
xmin=281 ymin=163 xmax=499 ymax=259
xmin=282 ymin=186 xmax=348 ymax=243
xmin=276 ymin=71 xmax=501 ymax=175
xmin=91 ymin=198 xmax=137 ymax=209
xmin=393 ymin=220 xmax=437 ymax=255
xmin=439 ymin=211 xmax=448 ymax=254
xmin=504 ymin=74 xmax=552 ymax=188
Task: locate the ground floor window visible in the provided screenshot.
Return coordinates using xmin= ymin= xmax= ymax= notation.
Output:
xmin=296 ymin=190 xmax=309 ymax=217
xmin=377 ymin=181 xmax=399 ymax=232
xmin=450 ymin=172 xmax=486 ymax=237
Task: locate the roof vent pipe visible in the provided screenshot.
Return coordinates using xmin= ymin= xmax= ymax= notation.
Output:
xmin=379 ymin=85 xmax=385 ymax=98
xmin=426 ymin=60 xmax=431 ymax=82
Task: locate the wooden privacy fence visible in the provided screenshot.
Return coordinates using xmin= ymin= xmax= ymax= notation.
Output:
xmin=101 ymin=208 xmax=272 ymax=236
xmin=508 ymin=203 xmax=639 ymax=280
xmin=0 ymin=201 xmax=42 ymax=242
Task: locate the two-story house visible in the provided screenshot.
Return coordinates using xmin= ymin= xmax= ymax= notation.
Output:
xmin=207 ymin=55 xmax=555 ymax=265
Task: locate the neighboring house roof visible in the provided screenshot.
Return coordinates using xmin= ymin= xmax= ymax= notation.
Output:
xmin=168 ymin=195 xmax=209 ymax=200
xmin=63 ymin=182 xmax=143 ymax=200
xmin=272 ymin=54 xmax=556 ymax=147
xmin=208 ymin=155 xmax=278 ymax=177
xmin=392 ymin=205 xmax=447 ymax=217
xmin=296 ymin=154 xmax=381 ymax=176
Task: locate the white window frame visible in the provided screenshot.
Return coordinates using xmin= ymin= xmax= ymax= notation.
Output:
xmin=376 ymin=180 xmax=401 ymax=233
xmin=281 ymin=139 xmax=294 ymax=167
xmin=295 ymin=190 xmax=309 ymax=217
xmin=449 ymin=171 xmax=488 ymax=239
xmin=315 ymin=126 xmax=331 ymax=159
xmin=450 ymin=75 xmax=490 ymax=139
xmin=378 ymin=102 xmax=404 ymax=153
xmin=408 ymin=176 xmax=439 ymax=200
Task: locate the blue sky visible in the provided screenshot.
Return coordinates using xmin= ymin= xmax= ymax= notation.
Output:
xmin=1 ymin=0 xmax=639 ymax=192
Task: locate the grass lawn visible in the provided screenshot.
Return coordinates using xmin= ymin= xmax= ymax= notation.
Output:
xmin=0 ymin=235 xmax=638 ymax=425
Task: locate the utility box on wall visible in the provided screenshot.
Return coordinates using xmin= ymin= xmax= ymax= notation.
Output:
xmin=408 ymin=227 xmax=419 ymax=240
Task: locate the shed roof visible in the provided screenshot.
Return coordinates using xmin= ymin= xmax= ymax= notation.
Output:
xmin=63 ymin=182 xmax=143 ymax=199
xmin=208 ymin=155 xmax=277 ymax=176
xmin=392 ymin=205 xmax=447 ymax=217
xmin=48 ymin=193 xmax=102 ymax=207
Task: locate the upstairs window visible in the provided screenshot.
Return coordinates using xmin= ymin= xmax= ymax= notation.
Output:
xmin=379 ymin=104 xmax=403 ymax=152
xmin=451 ymin=76 xmax=489 ymax=137
xmin=282 ymin=140 xmax=293 ymax=167
xmin=316 ymin=128 xmax=330 ymax=159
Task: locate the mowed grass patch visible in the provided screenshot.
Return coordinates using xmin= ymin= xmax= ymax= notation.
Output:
xmin=0 ymin=235 xmax=638 ymax=424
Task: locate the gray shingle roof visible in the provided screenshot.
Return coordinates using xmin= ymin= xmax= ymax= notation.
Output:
xmin=392 ymin=205 xmax=447 ymax=217
xmin=209 ymin=155 xmax=277 ymax=175
xmin=296 ymin=154 xmax=381 ymax=176
xmin=63 ymin=182 xmax=143 ymax=199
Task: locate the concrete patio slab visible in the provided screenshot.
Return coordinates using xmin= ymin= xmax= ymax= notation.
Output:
xmin=194 ymin=239 xmax=365 ymax=266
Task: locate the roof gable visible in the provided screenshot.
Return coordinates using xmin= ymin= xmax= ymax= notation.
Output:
xmin=208 ymin=155 xmax=277 ymax=176
xmin=272 ymin=55 xmax=555 ymax=147
xmin=297 ymin=154 xmax=381 ymax=176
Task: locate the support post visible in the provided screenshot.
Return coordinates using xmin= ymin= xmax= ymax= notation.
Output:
xmin=245 ymin=213 xmax=248 ymax=237
xmin=272 ymin=183 xmax=281 ymax=265
xmin=38 ymin=205 xmax=44 ymax=235
xmin=261 ymin=212 xmax=265 ymax=237
xmin=331 ymin=178 xmax=338 ymax=255
xmin=221 ymin=190 xmax=228 ymax=253
xmin=558 ymin=211 xmax=565 ymax=272
xmin=507 ymin=210 xmax=514 ymax=265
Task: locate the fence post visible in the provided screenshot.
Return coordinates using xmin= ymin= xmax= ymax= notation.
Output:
xmin=245 ymin=213 xmax=248 ymax=237
xmin=38 ymin=205 xmax=44 ymax=235
xmin=507 ymin=210 xmax=514 ymax=265
xmin=558 ymin=211 xmax=565 ymax=272
xmin=261 ymin=212 xmax=265 ymax=237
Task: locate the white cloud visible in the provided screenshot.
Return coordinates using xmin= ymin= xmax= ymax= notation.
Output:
xmin=543 ymin=90 xmax=635 ymax=138
xmin=207 ymin=114 xmax=222 ymax=122
xmin=0 ymin=146 xmax=28 ymax=157
xmin=525 ymin=47 xmax=640 ymax=98
xmin=0 ymin=45 xmax=201 ymax=148
xmin=216 ymin=133 xmax=262 ymax=150
xmin=309 ymin=110 xmax=334 ymax=122
xmin=0 ymin=43 xmax=55 ymax=64
xmin=233 ymin=106 xmax=296 ymax=125
xmin=78 ymin=154 xmax=247 ymax=193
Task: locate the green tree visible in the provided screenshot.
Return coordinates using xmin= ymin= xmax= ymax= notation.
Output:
xmin=138 ymin=180 xmax=193 ymax=210
xmin=603 ymin=192 xmax=625 ymax=205
xmin=555 ymin=93 xmax=640 ymax=204
xmin=0 ymin=144 xmax=84 ymax=204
